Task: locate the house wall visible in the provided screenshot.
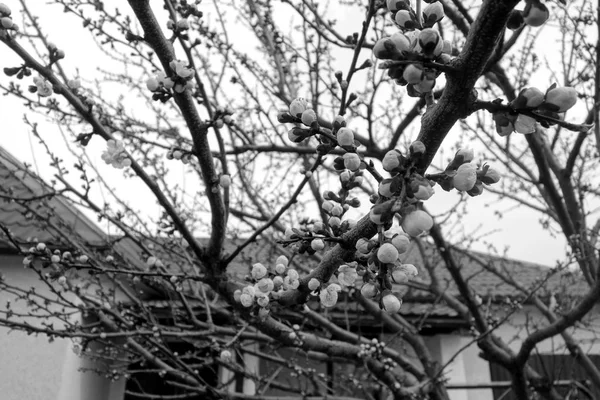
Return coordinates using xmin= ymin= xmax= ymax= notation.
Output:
xmin=0 ymin=254 xmax=69 ymax=400
xmin=0 ymin=254 xmax=126 ymax=400
xmin=418 ymin=305 xmax=600 ymax=400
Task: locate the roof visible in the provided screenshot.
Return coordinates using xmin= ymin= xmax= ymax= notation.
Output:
xmin=0 ymin=146 xmax=107 ymax=249
xmin=0 ymin=146 xmax=584 ymax=324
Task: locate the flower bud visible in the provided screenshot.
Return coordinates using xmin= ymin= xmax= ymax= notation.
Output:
xmin=382 ymin=293 xmax=402 ymax=313
xmin=313 ymin=221 xmax=325 ymax=233
xmin=337 ymin=127 xmax=355 ymax=147
xmin=301 ymin=109 xmax=317 ymax=126
xmin=233 ymin=289 xmax=242 ymax=302
xmin=514 ymin=114 xmax=536 ymax=134
xmin=378 ymin=179 xmax=395 ymax=197
xmin=240 ymin=293 xmax=254 ymax=307
xmin=395 ymin=10 xmax=417 ymax=30
xmin=288 ymin=127 xmax=308 ymax=143
xmin=328 ymin=216 xmax=342 ymax=228
xmin=382 ymin=150 xmax=401 ymax=171
xmin=289 ymin=98 xmax=309 ymax=117
xmin=413 ymin=181 xmax=435 ymax=200
xmin=331 ymin=204 xmax=344 ymax=216
xmin=481 ymin=168 xmax=501 ymax=184
xmin=0 ymin=4 xmax=11 ymax=16
xmin=523 ymin=0 xmax=549 ymax=27
xmin=493 ymin=112 xmax=515 ymax=136
xmin=219 ymin=174 xmax=231 ymax=188
xmin=343 ymin=153 xmax=361 ymax=171
xmin=456 ymin=148 xmax=474 ymax=163
xmin=511 ymin=87 xmax=544 ymax=109
xmin=392 ymin=234 xmax=411 ymax=253
xmin=543 ymin=87 xmax=578 ymax=112
xmin=176 ymin=19 xmax=189 ymax=30
xmin=377 ymin=243 xmax=399 ymax=264
xmin=468 ymin=181 xmax=484 ymax=197
xmin=338 ymin=265 xmax=358 ymax=286
xmin=356 ymin=238 xmax=371 ymax=254
xmin=416 ymin=81 xmax=436 ymax=98
xmin=418 ymin=28 xmax=443 ymax=56
xmin=276 ymin=255 xmax=288 ymax=267
xmin=0 ymin=16 xmax=12 ymax=29
xmin=453 ymin=163 xmax=477 ymax=191
xmin=423 ymin=2 xmax=445 ymax=26
xmin=402 ymin=210 xmax=434 ymax=237
xmin=387 ymin=0 xmax=410 ymax=12
xmin=403 ymin=64 xmax=423 ymax=85
xmin=311 ymin=238 xmax=325 ymax=251
xmin=399 ymin=263 xmax=418 ymax=277
xmin=277 ymin=109 xmax=294 ymax=123
xmin=320 ymin=289 xmax=338 ymax=308
xmin=360 ymin=282 xmax=378 ymax=299
xmin=390 ymin=32 xmax=411 ymax=54
xmin=288 ymin=269 xmax=300 ymax=281
xmin=507 ymin=9 xmax=525 ymax=30
xmin=391 ymin=268 xmax=409 ymax=283
xmin=373 ymin=38 xmax=394 ymax=60
xmin=273 ymin=275 xmax=284 ymax=288
xmin=251 ymin=263 xmax=268 ymax=280
xmin=308 ymin=278 xmax=321 ymax=291
xmin=256 ymin=278 xmax=274 ymax=293
xmin=256 ymin=293 xmax=269 ymax=307
xmin=409 ymin=141 xmax=426 ymax=156
xmin=220 ymin=350 xmax=232 ymax=361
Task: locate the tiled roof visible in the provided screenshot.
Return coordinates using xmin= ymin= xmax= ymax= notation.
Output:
xmin=0 ymin=146 xmax=107 ymax=248
xmin=0 ymin=146 xmax=584 ymax=321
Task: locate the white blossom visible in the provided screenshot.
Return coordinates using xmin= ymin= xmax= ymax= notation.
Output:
xmin=101 ymin=140 xmax=131 ymax=169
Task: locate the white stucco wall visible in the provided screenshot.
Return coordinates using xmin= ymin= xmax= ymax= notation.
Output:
xmin=0 ymin=254 xmax=70 ymax=400
xmin=416 ymin=305 xmax=600 ymax=400
xmin=0 ymin=254 xmax=126 ymax=400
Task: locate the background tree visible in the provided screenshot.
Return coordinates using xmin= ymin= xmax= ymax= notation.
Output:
xmin=0 ymin=0 xmax=599 ymax=399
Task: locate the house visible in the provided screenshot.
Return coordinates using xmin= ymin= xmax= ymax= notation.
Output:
xmin=0 ymin=145 xmax=598 ymax=400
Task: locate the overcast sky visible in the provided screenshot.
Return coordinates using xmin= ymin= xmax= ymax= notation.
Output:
xmin=0 ymin=0 xmax=573 ymax=267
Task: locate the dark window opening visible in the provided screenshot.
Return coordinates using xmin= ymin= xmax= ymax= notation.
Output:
xmin=489 ymin=354 xmax=600 ymax=400
xmin=124 ymin=342 xmax=218 ymax=400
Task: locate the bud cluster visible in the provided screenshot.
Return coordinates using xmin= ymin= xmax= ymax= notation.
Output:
xmin=493 ymin=84 xmax=578 ymax=137
xmin=166 ymin=147 xmax=193 ymax=164
xmin=0 ymin=4 xmax=18 ymax=32
xmin=146 ymin=60 xmax=196 ymax=102
xmin=427 ymin=148 xmax=501 ymax=196
xmin=21 ymin=243 xmax=95 ymax=287
xmin=356 ymin=230 xmax=418 ymax=314
xmin=507 ymin=0 xmax=550 ymax=30
xmin=374 ymin=1 xmax=455 ymax=97
xmin=211 ymin=106 xmax=235 ymax=129
xmin=101 ymin=139 xmax=132 ymax=169
xmin=234 ymin=255 xmax=301 ymax=317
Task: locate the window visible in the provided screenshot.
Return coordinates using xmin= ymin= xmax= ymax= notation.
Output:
xmin=124 ymin=341 xmax=218 ymax=400
xmin=489 ymin=354 xmax=600 ymax=400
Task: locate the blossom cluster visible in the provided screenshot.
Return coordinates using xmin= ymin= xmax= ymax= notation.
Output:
xmin=101 ymin=139 xmax=132 ymax=169
xmin=31 ymin=76 xmax=53 ymax=97
xmin=373 ymin=0 xmax=454 ymax=96
xmin=234 ymin=256 xmax=299 ymax=318
xmin=22 ymin=242 xmax=93 ymax=287
xmin=0 ymin=4 xmax=18 ymax=32
xmin=507 ymin=0 xmax=550 ymax=30
xmin=493 ymin=85 xmax=578 ymax=136
xmin=356 ymin=232 xmax=418 ymax=313
xmin=146 ymin=60 xmax=196 ymax=101
xmin=427 ymin=148 xmax=501 ymax=196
